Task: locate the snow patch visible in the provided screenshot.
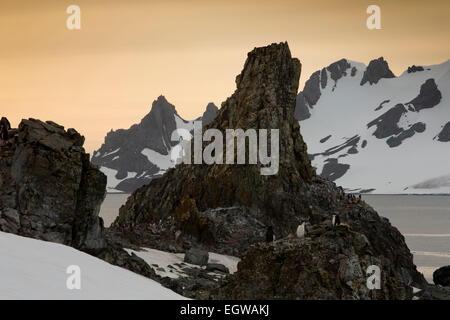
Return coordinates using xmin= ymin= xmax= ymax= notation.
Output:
xmin=0 ymin=231 xmax=184 ymax=300
xmin=101 ymin=148 xmax=120 ymax=158
xmin=127 ymin=247 xmax=240 ymax=279
xmin=99 ymin=167 xmax=137 ymax=190
xmin=141 ymin=148 xmax=175 ymax=171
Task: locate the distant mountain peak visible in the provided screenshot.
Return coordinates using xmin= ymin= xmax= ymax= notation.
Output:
xmin=360 ymin=57 xmax=396 ymax=86
xmin=92 ymin=97 xmax=218 ymax=193
xmin=149 ymin=95 xmax=176 ymax=112
xmin=201 ymin=102 xmax=219 ymax=126
xmin=156 ymin=94 xmax=168 ymax=102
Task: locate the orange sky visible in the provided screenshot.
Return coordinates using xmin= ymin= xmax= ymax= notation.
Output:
xmin=1 ymin=0 xmax=449 ymax=153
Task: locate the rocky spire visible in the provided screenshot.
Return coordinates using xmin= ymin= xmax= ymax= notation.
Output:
xmin=112 ymin=42 xmax=314 ymax=252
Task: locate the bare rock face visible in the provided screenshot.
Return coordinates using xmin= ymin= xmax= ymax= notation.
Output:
xmin=199 ymin=102 xmax=219 ymax=126
xmin=437 ymin=122 xmax=450 ymax=142
xmin=294 ymin=59 xmax=352 ymax=121
xmin=433 ymin=266 xmax=450 ymax=287
xmin=211 ymin=225 xmax=413 ymax=300
xmin=360 ymin=57 xmax=395 ymax=86
xmin=112 ymin=42 xmax=315 ymax=253
xmin=0 ymin=118 xmax=106 ymax=252
xmin=407 ymin=78 xmax=442 ymax=111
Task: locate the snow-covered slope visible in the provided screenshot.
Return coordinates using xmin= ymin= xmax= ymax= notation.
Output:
xmin=0 ymin=231 xmax=184 ymax=299
xmin=92 ymin=96 xmax=218 ymax=193
xmin=297 ymin=58 xmax=450 ymax=194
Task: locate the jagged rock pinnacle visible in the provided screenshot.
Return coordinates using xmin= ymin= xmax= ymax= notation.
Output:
xmin=112 ymin=42 xmax=314 ymax=252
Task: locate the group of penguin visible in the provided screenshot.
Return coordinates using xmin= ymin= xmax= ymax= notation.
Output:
xmin=341 ymin=193 xmax=363 ymax=204
xmin=265 ymin=213 xmax=341 ymax=242
xmin=264 ymin=191 xmax=365 ymax=242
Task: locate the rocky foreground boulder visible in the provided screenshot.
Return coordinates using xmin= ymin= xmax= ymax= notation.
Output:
xmin=109 ymin=42 xmax=427 ymax=298
xmin=0 ymin=118 xmax=105 ymax=251
xmin=211 ymin=225 xmax=412 ymax=299
xmin=433 ymin=266 xmax=450 ymax=287
xmin=0 ymin=118 xmax=156 ymax=278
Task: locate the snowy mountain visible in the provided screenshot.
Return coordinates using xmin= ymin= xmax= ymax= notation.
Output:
xmin=0 ymin=231 xmax=184 ymax=299
xmin=296 ymin=58 xmax=450 ymax=194
xmin=92 ymin=96 xmax=218 ymax=193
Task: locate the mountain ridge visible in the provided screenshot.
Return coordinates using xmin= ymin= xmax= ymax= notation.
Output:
xmin=296 ymin=57 xmax=450 ymax=194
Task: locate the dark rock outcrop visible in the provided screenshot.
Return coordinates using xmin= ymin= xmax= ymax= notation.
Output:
xmin=360 ymin=57 xmax=395 ymax=86
xmin=367 ymin=104 xmax=406 ymax=139
xmin=294 ymin=92 xmax=312 ymax=121
xmin=206 ymin=263 xmax=229 ymax=274
xmin=407 ymin=65 xmax=424 ymax=73
xmin=184 ymin=248 xmax=209 ymax=266
xmin=321 ymin=158 xmax=350 ymax=182
xmin=437 ymin=122 xmax=450 ymax=142
xmin=0 ymin=117 xmax=11 ymax=140
xmin=327 ymin=59 xmax=351 ymax=84
xmin=198 ymin=103 xmax=219 ymax=126
xmin=415 ymin=285 xmax=450 ymax=300
xmin=294 ymin=71 xmax=320 ymax=120
xmin=294 ymin=59 xmax=351 ymax=120
xmin=433 ymin=266 xmax=450 ymax=287
xmin=386 ymin=122 xmax=426 ymax=148
xmin=407 ymin=79 xmax=442 ymax=111
xmin=368 ymin=101 xmax=428 ymax=147
xmin=374 ymin=99 xmax=390 ymax=111
xmin=0 ymin=118 xmax=105 ymax=251
xmin=309 ymin=135 xmax=360 ymax=161
xmin=0 ymin=117 xmax=158 ymax=281
xmin=211 ymin=225 xmax=416 ymax=299
xmin=361 ymin=140 xmax=367 ymax=148
xmin=320 ymin=135 xmax=332 ymax=143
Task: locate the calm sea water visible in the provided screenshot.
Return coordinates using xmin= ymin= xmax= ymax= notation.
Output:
xmin=100 ymin=194 xmax=450 ymax=282
xmin=99 ymin=194 xmax=129 ymax=227
xmin=363 ymin=195 xmax=450 ymax=282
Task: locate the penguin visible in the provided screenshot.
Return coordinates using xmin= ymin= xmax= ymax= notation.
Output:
xmin=175 ymin=230 xmax=182 ymax=241
xmin=296 ymin=223 xmax=305 ymax=238
xmin=332 ymin=214 xmax=341 ymax=226
xmin=265 ymin=226 xmax=275 ymax=242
